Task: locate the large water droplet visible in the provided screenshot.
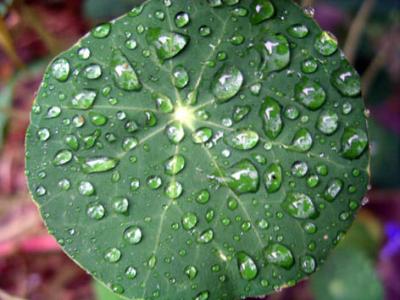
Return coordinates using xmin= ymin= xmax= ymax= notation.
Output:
xmin=264 ymin=243 xmax=294 ymax=269
xmin=260 ymin=96 xmax=283 ymax=139
xmin=124 ymin=226 xmax=143 ymax=244
xmin=282 ymin=192 xmax=317 ymax=219
xmin=324 ymin=178 xmax=343 ymax=201
xmin=146 ymin=28 xmax=189 ymax=60
xmin=166 ymin=122 xmax=185 ymax=144
xmin=104 ymin=247 xmax=121 ymax=263
xmin=250 ymin=0 xmax=275 ymax=24
xmin=87 ymin=202 xmax=105 ymax=220
xmin=317 ymin=110 xmax=339 ymax=135
xmin=71 ymin=90 xmax=97 ymax=110
xmin=92 ymin=23 xmax=111 ymax=38
xmin=53 ymin=150 xmax=73 ymax=166
xmin=83 ymin=64 xmax=102 ymax=80
xmin=237 ymin=251 xmax=258 ymax=281
xmin=314 ymin=31 xmax=338 ymax=56
xmin=182 ymin=212 xmax=198 ymax=230
xmin=295 ymin=78 xmax=326 ymax=110
xmin=197 ymin=229 xmax=214 ymax=244
xmin=341 ymin=127 xmax=368 ymax=159
xmin=111 ymin=49 xmax=142 ymax=91
xmin=165 ymin=155 xmax=185 ymax=175
xmin=172 ymin=65 xmax=189 ymax=89
xmin=51 ymin=58 xmax=70 ymax=82
xmin=223 ymin=159 xmax=259 ymax=194
xmin=331 ymin=63 xmax=361 ymax=97
xmin=291 ymin=128 xmax=313 ymax=152
xmin=79 ymin=181 xmax=95 ymax=196
xmin=165 ymin=181 xmax=183 ymax=199
xmin=288 ymin=24 xmax=309 ymax=38
xmin=257 ymin=33 xmax=290 ymax=73
xmin=81 ymin=157 xmax=119 ymax=173
xmin=264 ymin=163 xmax=282 ymax=193
xmin=211 ymin=64 xmax=244 ymax=103
xmin=192 ymin=127 xmax=213 ymax=144
xmin=154 ymin=93 xmax=174 ymax=113
xmin=225 ymin=129 xmax=259 ymax=150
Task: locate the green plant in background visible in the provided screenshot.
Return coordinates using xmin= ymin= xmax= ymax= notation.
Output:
xmin=25 ymin=0 xmax=370 ymax=299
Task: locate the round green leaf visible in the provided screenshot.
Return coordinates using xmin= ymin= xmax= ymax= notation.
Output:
xmin=25 ymin=0 xmax=370 ymax=299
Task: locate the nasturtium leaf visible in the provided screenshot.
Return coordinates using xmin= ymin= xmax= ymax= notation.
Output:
xmin=25 ymin=0 xmax=370 ymax=299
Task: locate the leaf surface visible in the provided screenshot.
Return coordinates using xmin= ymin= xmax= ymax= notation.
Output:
xmin=25 ymin=0 xmax=370 ymax=299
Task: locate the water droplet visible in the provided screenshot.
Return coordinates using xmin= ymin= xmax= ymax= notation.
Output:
xmin=237 ymin=251 xmax=258 ymax=280
xmin=125 ymin=266 xmax=137 ymax=279
xmin=111 ymin=49 xmax=142 ymax=91
xmin=314 ymin=31 xmax=338 ymax=56
xmin=81 ymin=157 xmax=119 ymax=173
xmin=51 ymin=58 xmax=70 ymax=82
xmin=147 ymin=176 xmax=163 ymax=189
xmin=125 ymin=38 xmax=138 ymax=50
xmin=154 ymin=93 xmax=174 ymax=113
xmin=65 ymin=135 xmax=79 ymax=150
xmin=260 ymin=96 xmax=283 ymax=139
xmin=83 ymin=64 xmax=102 ymax=80
xmin=300 ymin=255 xmax=316 ymax=274
xmin=184 ymin=265 xmax=198 ymax=279
xmin=288 ymin=24 xmax=309 ymax=38
xmin=196 ymin=189 xmax=210 ymax=204
xmin=295 ymin=78 xmax=326 ymax=110
xmin=264 ymin=243 xmax=294 ymax=269
xmin=175 ymin=12 xmax=190 ymax=28
xmin=104 ymin=247 xmax=121 ymax=263
xmin=165 ymin=155 xmax=185 ymax=175
xmin=166 ymin=122 xmax=185 ymax=144
xmin=71 ymin=90 xmax=97 ymax=110
xmin=129 ymin=4 xmax=144 ymax=17
xmin=257 ymin=33 xmax=290 ymax=73
xmin=146 ymin=28 xmax=189 ymax=60
xmin=331 ymin=63 xmax=361 ymax=97
xmin=192 ymin=127 xmax=213 ymax=144
xmin=341 ymin=127 xmax=368 ymax=159
xmin=197 ymin=229 xmax=214 ymax=244
xmin=165 ymin=181 xmax=183 ymax=199
xmin=199 ymin=25 xmax=211 ymax=37
xmin=211 ymin=64 xmax=244 ymax=103
xmin=112 ymin=197 xmax=129 ymax=214
xmin=38 ymin=128 xmax=50 ymax=141
xmin=124 ymin=226 xmax=143 ymax=244
xmin=182 ymin=212 xmax=198 ymax=230
xmin=223 ymin=159 xmax=259 ymax=194
xmin=282 ymin=192 xmax=317 ymax=219
xmin=317 ymin=110 xmax=339 ymax=135
xmin=78 ymin=47 xmax=91 ymax=60
xmin=87 ymin=202 xmax=105 ymax=220
xmin=79 ymin=181 xmax=95 ymax=196
xmin=302 ymin=58 xmax=318 ymax=73
xmin=225 ymin=129 xmax=259 ymax=150
xmin=291 ymin=161 xmax=308 ymax=177
xmin=250 ymin=0 xmax=275 ymax=24
xmin=148 ymin=255 xmax=157 ymax=269
xmin=233 ymin=105 xmax=251 ymax=122
xmin=92 ymin=23 xmax=111 ymax=38
xmin=291 ymin=128 xmax=313 ymax=152
xmin=122 ymin=137 xmax=138 ymax=152
xmin=264 ymin=163 xmax=282 ymax=193
xmin=172 ymin=65 xmax=189 ymax=89
xmin=53 ymin=150 xmax=73 ymax=166
xmin=324 ymin=178 xmax=343 ymax=201
xmin=194 ymin=291 xmax=209 ymax=300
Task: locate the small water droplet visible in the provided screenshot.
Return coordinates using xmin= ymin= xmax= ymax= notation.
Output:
xmin=124 ymin=226 xmax=143 ymax=244
xmin=314 ymin=31 xmax=338 ymax=56
xmin=264 ymin=243 xmax=294 ymax=269
xmin=182 ymin=212 xmax=198 ymax=230
xmin=260 ymin=97 xmax=283 ymax=139
xmin=53 ymin=150 xmax=73 ymax=166
xmin=295 ymin=78 xmax=326 ymax=110
xmin=92 ymin=23 xmax=111 ymax=38
xmin=341 ymin=127 xmax=368 ymax=159
xmin=264 ymin=163 xmax=282 ymax=193
xmin=237 ymin=251 xmax=258 ymax=280
xmin=104 ymin=247 xmax=122 ymax=263
xmin=282 ymin=192 xmax=317 ymax=219
xmin=51 ymin=58 xmax=70 ymax=82
xmin=71 ymin=90 xmax=97 ymax=110
xmin=81 ymin=157 xmax=119 ymax=173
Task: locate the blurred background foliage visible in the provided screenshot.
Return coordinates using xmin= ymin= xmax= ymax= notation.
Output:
xmin=0 ymin=0 xmax=398 ymax=299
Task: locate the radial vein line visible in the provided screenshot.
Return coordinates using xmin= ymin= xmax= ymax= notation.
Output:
xmin=196 ymin=120 xmax=234 ymax=132
xmin=199 ymin=144 xmax=265 ymax=248
xmin=193 ymin=17 xmax=228 ymax=91
xmin=193 ymin=98 xmax=215 ymax=111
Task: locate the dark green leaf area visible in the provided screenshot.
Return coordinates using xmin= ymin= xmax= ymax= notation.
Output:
xmin=26 ymin=0 xmax=370 ymax=299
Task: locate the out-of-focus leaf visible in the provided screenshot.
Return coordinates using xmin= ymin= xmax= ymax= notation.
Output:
xmin=0 ymin=0 xmax=13 ymax=17
xmin=311 ymin=247 xmax=384 ymax=300
xmin=94 ymin=280 xmax=124 ymax=300
xmin=0 ymin=78 xmax=15 ymax=148
xmin=369 ymin=119 xmax=400 ymax=188
xmin=83 ymin=0 xmax=145 ymax=20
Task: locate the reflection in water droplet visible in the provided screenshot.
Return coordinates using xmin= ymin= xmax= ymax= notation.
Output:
xmin=146 ymin=28 xmax=189 ymax=60
xmin=111 ymin=49 xmax=142 ymax=91
xmin=226 ymin=129 xmax=259 ymax=150
xmin=81 ymin=157 xmax=119 ymax=173
xmin=341 ymin=127 xmax=368 ymax=159
xmin=264 ymin=243 xmax=294 ymax=269
xmin=260 ymin=96 xmax=283 ymax=139
xmin=237 ymin=251 xmax=258 ymax=280
xmin=212 ymin=64 xmax=244 ymax=103
xmin=282 ymin=192 xmax=317 ymax=219
xmin=250 ymin=0 xmax=275 ymax=24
